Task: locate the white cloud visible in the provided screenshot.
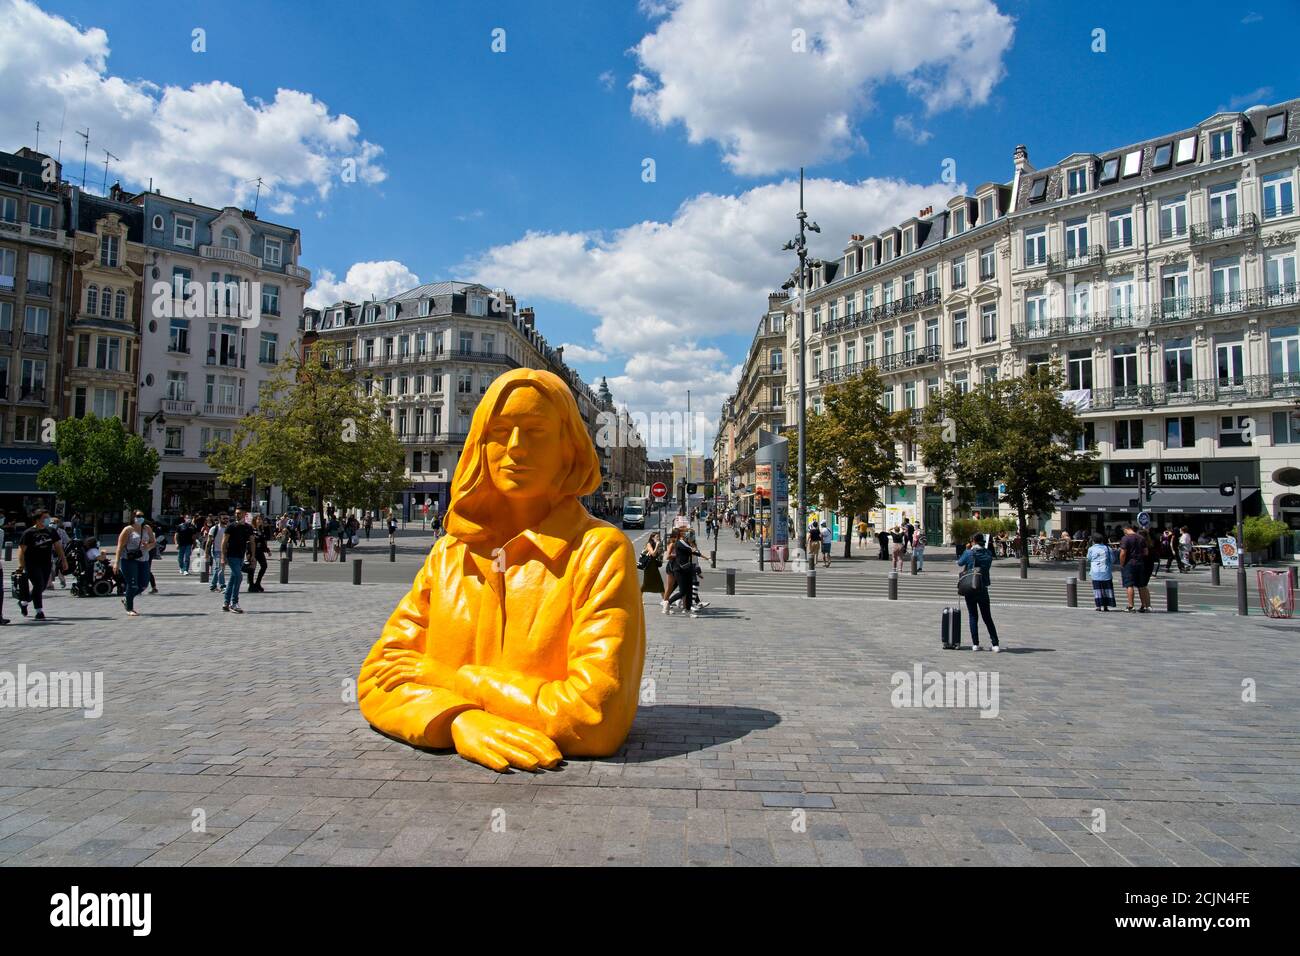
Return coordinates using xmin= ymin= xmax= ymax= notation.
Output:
xmin=558 ymin=343 xmax=608 ymax=363
xmin=0 ymin=0 xmax=385 ymax=210
xmin=464 ymin=174 xmax=961 ymax=452
xmin=306 ymin=261 xmax=420 ymax=309
xmin=629 ymin=0 xmax=1014 ymax=175
xmin=1221 ymin=86 xmax=1274 ymax=112
xmin=598 ymin=71 xmax=616 ymax=91
xmin=1241 ymin=12 xmax=1263 ymax=24
xmin=893 ymin=115 xmax=933 ymax=145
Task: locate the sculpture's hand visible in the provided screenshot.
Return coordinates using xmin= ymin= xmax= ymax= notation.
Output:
xmin=371 ymin=651 xmax=452 ymax=692
xmin=450 ymin=710 xmax=562 ymax=772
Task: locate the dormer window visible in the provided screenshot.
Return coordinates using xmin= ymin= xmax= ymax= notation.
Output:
xmin=1066 ymin=166 xmax=1088 ymax=196
xmin=386 ymin=303 xmax=398 ymax=321
xmin=333 ymin=309 xmax=343 ymax=326
xmin=1098 ymin=157 xmax=1120 ymax=184
xmin=1209 ymin=127 xmax=1235 ymax=162
xmin=418 ymin=298 xmax=431 ymax=317
xmin=220 ymin=226 xmax=240 ymax=250
xmin=952 ymin=206 xmax=965 ymax=234
xmin=980 ymin=195 xmax=995 ymax=223
xmin=902 ymin=229 xmax=913 ymax=254
xmin=1151 ymin=142 xmax=1173 ymax=171
xmin=1264 ymin=112 xmax=1287 ymax=143
xmin=1175 ymin=135 xmax=1197 ymax=164
xmin=1027 ymin=177 xmax=1048 ymax=203
xmin=99 ymin=233 xmax=119 ymax=267
xmin=263 ymin=237 xmax=282 ymax=266
xmin=883 ymin=236 xmax=894 ymax=260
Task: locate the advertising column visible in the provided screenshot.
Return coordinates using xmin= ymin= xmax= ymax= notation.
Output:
xmin=755 ymin=429 xmax=789 ymax=561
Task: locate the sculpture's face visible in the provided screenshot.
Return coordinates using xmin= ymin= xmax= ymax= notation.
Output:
xmin=485 ymin=385 xmax=565 ymax=499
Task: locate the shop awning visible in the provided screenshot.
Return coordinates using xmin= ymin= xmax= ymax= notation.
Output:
xmin=1145 ymin=487 xmax=1260 ymax=514
xmin=1056 ymin=488 xmax=1140 ymax=513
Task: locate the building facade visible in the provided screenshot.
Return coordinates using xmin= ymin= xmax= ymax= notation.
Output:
xmin=132 ymin=192 xmax=309 ymax=517
xmin=0 ymin=148 xmax=72 ymax=519
xmin=784 ymin=95 xmax=1300 ymax=547
xmin=594 ymin=376 xmax=648 ymax=512
xmin=65 ymin=187 xmax=145 ymax=449
xmin=728 ymin=293 xmax=791 ymax=515
xmin=305 ymin=283 xmax=600 ymax=518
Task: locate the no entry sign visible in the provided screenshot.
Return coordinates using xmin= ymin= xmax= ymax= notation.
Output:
xmin=651 ymin=482 xmax=668 ymax=499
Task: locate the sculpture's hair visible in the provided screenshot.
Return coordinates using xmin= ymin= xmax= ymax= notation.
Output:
xmin=443 ymin=368 xmax=602 ymax=542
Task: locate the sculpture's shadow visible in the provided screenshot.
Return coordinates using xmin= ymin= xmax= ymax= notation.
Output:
xmin=615 ymin=704 xmax=780 ymax=763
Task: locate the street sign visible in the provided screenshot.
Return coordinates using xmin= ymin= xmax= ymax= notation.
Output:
xmin=1137 ymin=510 xmax=1151 ymax=529
xmin=1219 ymin=481 xmax=1236 ymax=497
xmin=651 ymin=482 xmax=667 ymax=499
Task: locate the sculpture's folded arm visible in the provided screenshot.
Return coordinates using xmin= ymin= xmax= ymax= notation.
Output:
xmin=358 ymin=545 xmax=479 ymax=748
xmin=454 ymin=528 xmax=646 ymax=756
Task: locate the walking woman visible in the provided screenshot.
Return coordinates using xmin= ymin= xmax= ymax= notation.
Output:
xmin=955 ymin=532 xmax=1001 ymax=651
xmin=912 ymin=524 xmax=927 ymax=572
xmin=661 ymin=527 xmax=682 ymax=614
xmin=246 ymin=514 xmax=271 ymax=592
xmin=1087 ymin=532 xmax=1115 ymax=611
xmin=640 ymin=532 xmax=666 ymax=599
xmin=114 ymin=510 xmax=155 ymax=617
xmin=889 ymin=525 xmax=906 ymax=571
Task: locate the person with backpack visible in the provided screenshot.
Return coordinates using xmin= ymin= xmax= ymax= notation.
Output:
xmin=1087 ymin=532 xmax=1115 ymax=611
xmin=808 ymin=521 xmax=822 ymax=565
xmin=1119 ymin=523 xmax=1152 ymax=612
xmin=955 ymin=532 xmax=1000 ymax=651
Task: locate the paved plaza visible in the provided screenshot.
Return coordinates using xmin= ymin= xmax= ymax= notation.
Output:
xmin=1 ymin=529 xmax=1298 ymax=867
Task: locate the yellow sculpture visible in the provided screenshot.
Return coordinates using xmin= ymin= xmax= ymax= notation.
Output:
xmin=358 ymin=368 xmax=646 ymax=771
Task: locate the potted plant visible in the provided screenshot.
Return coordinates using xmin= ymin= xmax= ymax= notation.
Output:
xmin=1242 ymin=515 xmax=1290 ymax=566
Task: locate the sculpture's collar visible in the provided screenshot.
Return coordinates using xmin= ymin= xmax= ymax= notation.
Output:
xmin=450 ymin=497 xmax=593 ymax=562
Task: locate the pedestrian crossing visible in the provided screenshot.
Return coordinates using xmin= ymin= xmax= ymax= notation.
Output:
xmin=700 ymin=568 xmax=1244 ymax=611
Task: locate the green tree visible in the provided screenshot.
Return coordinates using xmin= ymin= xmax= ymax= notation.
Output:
xmin=36 ymin=415 xmax=160 ymax=533
xmin=207 ymin=351 xmax=407 ymax=541
xmin=918 ymin=367 xmax=1098 ymax=575
xmin=801 ymin=367 xmax=907 ymax=557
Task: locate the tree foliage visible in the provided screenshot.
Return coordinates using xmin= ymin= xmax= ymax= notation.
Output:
xmin=918 ymin=367 xmax=1097 ymax=561
xmin=36 ymin=415 xmax=160 ymax=527
xmin=799 ymin=367 xmax=908 ymax=554
xmin=207 ymin=352 xmax=407 ymax=524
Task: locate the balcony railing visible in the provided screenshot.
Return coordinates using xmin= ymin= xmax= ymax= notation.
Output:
xmin=21 ymin=332 xmax=49 ymax=351
xmin=199 ymin=244 xmax=262 ymax=269
xmin=1009 ymin=282 xmax=1300 ymax=343
xmin=1088 ymin=372 xmax=1300 ymax=410
xmin=162 ymin=398 xmax=196 ymax=415
xmin=0 ymin=329 xmax=11 ymax=347
xmin=25 ymin=280 xmax=52 ymax=297
xmin=17 ymin=385 xmax=46 ymax=403
xmin=397 ymin=431 xmax=470 ymax=445
xmin=0 ymin=221 xmax=65 ymax=247
xmin=202 ymin=402 xmax=244 ymax=417
xmin=1189 ymin=212 xmax=1258 ymax=246
xmin=818 ymin=343 xmax=941 ymax=384
xmin=1046 ymin=244 xmax=1104 ymax=275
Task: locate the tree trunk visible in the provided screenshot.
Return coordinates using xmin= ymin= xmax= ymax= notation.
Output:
xmin=1017 ymin=507 xmax=1030 ymax=579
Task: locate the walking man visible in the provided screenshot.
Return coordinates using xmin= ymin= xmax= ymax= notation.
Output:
xmin=1119 ymin=523 xmax=1152 ymax=612
xmin=221 ymin=509 xmax=255 ymax=614
xmin=175 ymin=514 xmax=196 ymax=575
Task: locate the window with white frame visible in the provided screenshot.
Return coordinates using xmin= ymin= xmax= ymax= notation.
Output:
xmin=0 ymin=248 xmax=14 ymax=286
xmin=925 ymin=317 xmax=939 ymax=348
xmin=259 ymin=331 xmax=278 ymax=364
xmin=1107 ymin=207 xmax=1134 ymax=250
xmin=23 ymin=305 xmax=49 ymax=335
xmin=0 ymin=197 xmax=15 ymax=222
xmin=980 ymin=303 xmax=998 ymax=342
xmin=979 ymin=245 xmax=995 ymax=280
xmin=1115 ymin=419 xmax=1143 ymax=450
xmin=1158 ymin=194 xmax=1188 ymax=239
xmin=1210 ymin=256 xmax=1242 ymax=310
xmin=952 ymin=310 xmax=968 ymax=348
xmin=1025 ymin=294 xmax=1048 ymax=332
xmin=1066 ymin=166 xmax=1088 ymax=196
xmin=95 ymin=336 xmax=120 ymax=370
xmin=261 ymin=284 xmax=280 ymax=316
xmin=263 ymin=237 xmax=282 ymax=266
xmin=174 ymin=215 xmax=195 ymax=247
xmin=99 ymin=233 xmax=119 ymax=267
xmin=951 ymin=206 xmax=965 ymax=234
xmin=951 ymin=255 xmax=966 ymax=288
xmin=220 ymin=226 xmax=240 ymax=250
xmin=27 ymin=204 xmax=52 ymax=229
xmin=1064 ymin=217 xmax=1089 ymax=260
xmin=166 ymin=370 xmax=188 ymax=400
xmin=952 ymin=371 xmax=969 ymax=394
xmin=1269 ymin=326 xmax=1300 ymax=379
xmin=1208 ymin=127 xmax=1235 ymax=162
xmin=1262 ymin=170 xmax=1295 ymax=220
xmin=1272 ymin=410 xmax=1300 ymax=444
xmin=1023 ymin=227 xmax=1047 ymax=266
xmin=980 ymin=195 xmax=994 ymax=223
xmin=1215 ymin=338 xmax=1244 ymax=388
xmin=1265 ymin=248 xmax=1297 ymax=298
xmin=1207 ymin=182 xmax=1239 ymax=231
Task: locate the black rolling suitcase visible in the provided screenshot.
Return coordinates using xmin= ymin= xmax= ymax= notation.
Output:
xmin=947 ymin=606 xmax=962 ymax=649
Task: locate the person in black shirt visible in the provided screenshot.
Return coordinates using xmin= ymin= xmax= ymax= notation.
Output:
xmin=18 ymin=510 xmax=67 ymax=621
xmin=175 ymin=515 xmax=197 ymax=575
xmin=245 ymin=515 xmax=271 ymax=592
xmin=220 ymin=510 xmax=256 ymax=613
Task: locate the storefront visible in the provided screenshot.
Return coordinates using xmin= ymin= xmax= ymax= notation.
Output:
xmin=1059 ymin=459 xmax=1262 ymax=538
xmin=160 ymin=473 xmax=251 ymax=517
xmin=402 ymin=482 xmax=449 ymax=523
xmin=0 ymin=447 xmax=58 ymax=531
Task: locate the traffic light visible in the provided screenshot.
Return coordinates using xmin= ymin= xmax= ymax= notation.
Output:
xmin=687 ymin=483 xmax=698 ymax=495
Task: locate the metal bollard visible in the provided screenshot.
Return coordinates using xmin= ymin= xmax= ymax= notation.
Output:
xmin=806 ymin=570 xmax=816 ymax=598
xmin=888 ymin=571 xmax=898 ymax=600
xmin=758 ymin=544 xmax=765 ymax=571
xmin=1236 ymin=566 xmax=1248 ymax=617
xmin=340 ymin=538 xmax=347 ymax=562
xmin=725 ymin=567 xmax=736 ymax=595
xmin=1211 ymin=562 xmax=1220 ymax=586
xmin=3 ymin=543 xmax=10 ymax=562
xmin=200 ymin=556 xmax=209 ymax=584
xmin=710 ymin=549 xmax=716 ymax=569
xmin=279 ymin=558 xmax=289 ymax=584
xmin=1165 ymin=578 xmax=1178 ymax=613
xmin=353 ymin=560 xmax=363 ymax=585
xmin=1078 ymin=556 xmax=1088 ymax=581
xmin=312 ymin=537 xmax=318 ymax=562
xmin=389 ymin=543 xmax=396 ymax=563
xmin=910 ymin=553 xmax=917 ymax=575
xmin=1290 ymin=566 xmax=1298 ymax=590
xmin=1066 ymin=577 xmax=1077 ymax=608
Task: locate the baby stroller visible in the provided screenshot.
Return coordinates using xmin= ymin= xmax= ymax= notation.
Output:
xmin=69 ymin=540 xmax=120 ymax=597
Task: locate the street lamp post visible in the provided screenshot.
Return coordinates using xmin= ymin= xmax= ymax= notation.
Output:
xmin=782 ymin=168 xmax=820 ymax=570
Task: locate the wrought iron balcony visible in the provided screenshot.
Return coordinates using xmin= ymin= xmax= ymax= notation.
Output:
xmin=1189 ymin=212 xmax=1258 ymax=247
xmin=1046 ymin=244 xmax=1105 ymax=275
xmin=1087 ymin=372 xmax=1300 ymax=411
xmin=878 ymin=343 xmax=942 ymax=373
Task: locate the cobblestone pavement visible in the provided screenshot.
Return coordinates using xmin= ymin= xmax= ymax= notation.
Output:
xmin=1 ymin=545 xmax=1297 ymax=867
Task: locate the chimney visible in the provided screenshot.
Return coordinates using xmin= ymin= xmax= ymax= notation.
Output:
xmin=555 ymin=346 xmax=564 ymax=363
xmin=768 ymin=291 xmax=789 ymax=310
xmin=519 ymin=307 xmax=535 ymax=328
xmin=1013 ymin=144 xmax=1032 ymax=174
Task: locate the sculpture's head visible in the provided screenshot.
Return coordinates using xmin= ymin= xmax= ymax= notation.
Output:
xmin=444 ymin=368 xmax=601 ymax=541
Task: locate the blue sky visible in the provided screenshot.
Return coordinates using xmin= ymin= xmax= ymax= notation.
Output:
xmin=3 ymin=0 xmax=1296 ymax=451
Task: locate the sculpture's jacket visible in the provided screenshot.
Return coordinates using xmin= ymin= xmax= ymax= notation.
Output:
xmin=358 ymin=368 xmax=646 ymax=758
